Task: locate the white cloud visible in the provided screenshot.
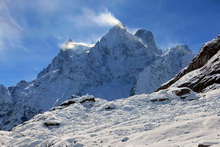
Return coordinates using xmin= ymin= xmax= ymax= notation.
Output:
xmin=93 ymin=9 xmax=121 ymax=26
xmin=127 ymin=27 xmax=139 ymax=34
xmin=61 ymin=40 xmax=94 ymax=51
xmin=0 ymin=1 xmax=21 ymax=51
xmin=71 ymin=8 xmax=122 ymax=28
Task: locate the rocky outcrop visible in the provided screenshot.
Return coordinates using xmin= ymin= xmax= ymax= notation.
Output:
xmin=177 ymin=50 xmax=220 ymax=92
xmin=43 ymin=122 xmax=60 ymax=127
xmin=157 ymin=35 xmax=220 ymax=93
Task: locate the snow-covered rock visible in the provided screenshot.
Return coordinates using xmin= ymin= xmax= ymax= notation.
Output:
xmin=135 ymin=45 xmax=194 ymax=94
xmin=0 ymin=85 xmax=11 ymax=103
xmin=157 ymin=35 xmax=220 ymax=93
xmin=134 ymin=29 xmax=162 ymax=55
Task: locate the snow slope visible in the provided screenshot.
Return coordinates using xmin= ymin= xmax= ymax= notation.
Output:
xmin=0 ymin=87 xmax=219 ymax=146
xmin=0 ymin=25 xmax=193 ymax=130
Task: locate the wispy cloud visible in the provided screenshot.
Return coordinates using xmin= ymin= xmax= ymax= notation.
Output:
xmin=70 ymin=8 xmax=121 ymax=28
xmin=0 ymin=1 xmax=123 ymax=63
xmin=61 ymin=40 xmax=94 ymax=51
xmin=0 ymin=1 xmax=21 ymax=52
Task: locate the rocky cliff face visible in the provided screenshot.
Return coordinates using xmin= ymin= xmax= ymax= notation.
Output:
xmin=0 ymin=25 xmax=193 ymax=130
xmin=157 ymin=35 xmax=220 ymax=92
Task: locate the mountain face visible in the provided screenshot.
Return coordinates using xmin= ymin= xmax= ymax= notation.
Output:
xmin=0 ymin=25 xmax=193 ymax=130
xmin=157 ymin=35 xmax=220 ymax=92
xmin=134 ymin=45 xmax=194 ymax=94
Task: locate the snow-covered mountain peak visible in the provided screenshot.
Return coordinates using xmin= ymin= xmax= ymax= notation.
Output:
xmin=88 ymin=25 xmax=157 ymax=82
xmin=135 ymin=29 xmax=162 ymax=55
xmin=134 ymin=29 xmax=154 ymax=44
xmin=112 ymin=21 xmax=125 ymax=27
xmin=163 ymin=44 xmax=192 ymax=56
xmin=113 ymin=22 xmax=125 ymax=29
xmin=134 ymin=44 xmax=194 ymax=94
xmin=108 ymin=24 xmax=126 ymax=33
xmin=99 ymin=24 xmax=131 ymax=48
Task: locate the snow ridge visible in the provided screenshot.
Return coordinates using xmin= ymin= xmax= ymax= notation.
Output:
xmin=0 ymin=87 xmax=219 ymax=146
xmin=135 ymin=45 xmax=194 ymax=94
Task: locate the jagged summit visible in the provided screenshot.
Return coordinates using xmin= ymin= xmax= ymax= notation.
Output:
xmin=135 ymin=29 xmax=155 ymax=46
xmin=163 ymin=44 xmax=193 ymax=56
xmin=135 ymin=29 xmax=162 ymax=55
xmin=68 ymin=39 xmax=73 ymax=42
xmin=108 ymin=23 xmax=126 ymax=34
xmin=98 ymin=24 xmax=130 ymax=48
xmin=134 ymin=44 xmax=194 ymax=94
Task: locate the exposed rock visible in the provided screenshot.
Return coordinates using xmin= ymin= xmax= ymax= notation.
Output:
xmin=80 ymin=98 xmax=95 ymax=103
xmin=150 ymin=98 xmax=169 ymax=102
xmin=122 ymin=137 xmax=129 ymax=142
xmin=43 ymin=122 xmax=60 ymax=127
xmin=180 ymin=96 xmax=187 ymax=99
xmin=174 ymin=88 xmax=191 ymax=96
xmin=50 ymin=106 xmax=64 ymax=111
xmin=157 ymin=35 xmax=220 ymax=93
xmin=60 ymin=100 xmax=76 ymax=106
xmin=198 ymin=144 xmax=210 ymax=147
xmin=135 ymin=29 xmax=161 ymax=55
xmin=105 ymin=106 xmax=116 ymax=110
xmin=104 ymin=103 xmax=117 ymax=110
xmin=198 ymin=142 xmax=219 ymax=147
xmin=176 ymin=50 xmax=220 ymax=93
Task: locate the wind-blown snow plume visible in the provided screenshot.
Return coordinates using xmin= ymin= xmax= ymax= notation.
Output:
xmin=73 ymin=8 xmax=122 ymax=27
xmin=61 ymin=39 xmax=94 ymax=51
xmin=94 ymin=9 xmax=121 ymax=26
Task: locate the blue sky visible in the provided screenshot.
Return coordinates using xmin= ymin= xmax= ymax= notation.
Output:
xmin=0 ymin=0 xmax=220 ymax=86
